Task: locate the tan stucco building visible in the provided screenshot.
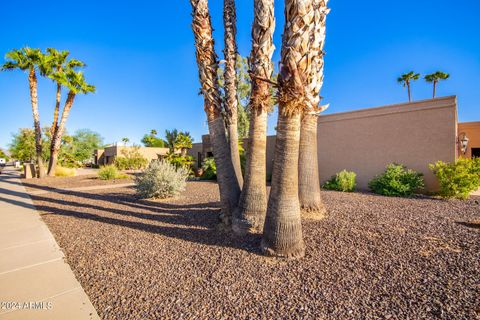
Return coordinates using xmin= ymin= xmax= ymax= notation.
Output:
xmin=189 ymin=96 xmax=479 ymax=192
xmin=94 ymin=145 xmax=170 ymax=166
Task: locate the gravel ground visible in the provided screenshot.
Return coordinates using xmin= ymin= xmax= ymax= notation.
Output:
xmin=25 ymin=180 xmax=480 ymax=319
xmin=22 ymin=174 xmax=133 ymax=192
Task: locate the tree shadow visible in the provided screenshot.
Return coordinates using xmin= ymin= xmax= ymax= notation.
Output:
xmin=455 ymin=221 xmax=480 ymax=229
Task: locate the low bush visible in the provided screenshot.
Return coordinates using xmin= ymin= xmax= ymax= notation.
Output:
xmin=54 ymin=166 xmax=76 ymax=177
xmin=322 ymin=170 xmax=356 ymax=192
xmin=135 ymin=160 xmax=188 ymax=199
xmin=429 ymin=158 xmax=480 ymax=199
xmin=165 ymin=152 xmax=195 ymax=176
xmin=201 ymin=157 xmax=216 ymax=180
xmin=115 ymin=147 xmax=148 ymax=170
xmin=369 ymin=163 xmax=424 ymax=197
xmin=98 ymin=165 xmax=129 ymax=180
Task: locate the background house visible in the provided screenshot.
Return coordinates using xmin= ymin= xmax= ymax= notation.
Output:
xmin=94 ymin=145 xmax=169 ymax=166
xmin=189 ymin=96 xmax=479 ymax=192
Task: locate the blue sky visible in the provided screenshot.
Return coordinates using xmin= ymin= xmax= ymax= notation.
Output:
xmin=1 ymin=0 xmax=479 ymax=149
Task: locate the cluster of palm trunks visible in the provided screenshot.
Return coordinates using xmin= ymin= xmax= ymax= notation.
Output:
xmin=190 ymin=0 xmax=329 ymax=258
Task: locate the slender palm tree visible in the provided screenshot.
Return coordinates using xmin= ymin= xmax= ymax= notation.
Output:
xmin=45 ymin=48 xmax=84 ymax=138
xmin=165 ymin=129 xmax=179 ymax=152
xmin=2 ymin=48 xmax=47 ymax=177
xmin=262 ymin=0 xmax=317 ymax=258
xmin=223 ymin=0 xmax=243 ymax=187
xmin=174 ymin=132 xmax=193 ymax=156
xmin=397 ymin=71 xmax=420 ymax=102
xmin=298 ymin=0 xmax=329 ymax=218
xmin=190 ymin=0 xmax=241 ymax=227
xmin=48 ymin=70 xmax=95 ymax=175
xmin=425 ymin=71 xmax=449 ymax=98
xmin=122 ymin=137 xmax=129 ymax=146
xmin=232 ymin=0 xmax=275 ymax=234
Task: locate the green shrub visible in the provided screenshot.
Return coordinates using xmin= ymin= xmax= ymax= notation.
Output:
xmin=369 ymin=163 xmax=424 ymax=197
xmin=429 ymin=158 xmax=480 ymax=199
xmin=135 ymin=160 xmax=189 ymax=199
xmin=114 ymin=147 xmax=148 ymax=170
xmin=165 ymin=152 xmax=195 ymax=176
xmin=323 ymin=170 xmax=356 ymax=192
xmin=98 ymin=165 xmax=129 ymax=180
xmin=55 ymin=166 xmax=76 ymax=177
xmin=201 ymin=157 xmax=216 ymax=180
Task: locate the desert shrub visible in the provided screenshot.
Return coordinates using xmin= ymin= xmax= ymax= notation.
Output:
xmin=98 ymin=165 xmax=129 ymax=180
xmin=135 ymin=160 xmax=188 ymax=199
xmin=369 ymin=163 xmax=424 ymax=197
xmin=429 ymin=158 xmax=480 ymax=199
xmin=54 ymin=166 xmax=76 ymax=177
xmin=115 ymin=147 xmax=148 ymax=170
xmin=201 ymin=157 xmax=216 ymax=180
xmin=165 ymin=152 xmax=195 ymax=176
xmin=323 ymin=170 xmax=356 ymax=192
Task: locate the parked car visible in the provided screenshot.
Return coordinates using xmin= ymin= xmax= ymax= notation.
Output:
xmin=0 ymin=158 xmax=6 ymax=167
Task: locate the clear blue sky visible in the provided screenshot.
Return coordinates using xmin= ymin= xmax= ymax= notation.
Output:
xmin=1 ymin=0 xmax=479 ymax=149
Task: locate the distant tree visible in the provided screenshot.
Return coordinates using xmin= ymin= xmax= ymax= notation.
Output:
xmin=141 ymin=130 xmax=165 ymax=148
xmin=70 ymin=129 xmax=104 ymax=163
xmin=9 ymin=128 xmax=49 ymax=162
xmin=165 ymin=129 xmax=179 ymax=151
xmin=424 ymin=71 xmax=450 ymax=98
xmin=2 ymin=47 xmax=50 ymax=177
xmin=174 ymin=132 xmax=193 ymax=156
xmin=0 ymin=149 xmax=10 ymax=161
xmin=397 ymin=71 xmax=420 ymax=102
xmin=121 ymin=137 xmax=130 ymax=146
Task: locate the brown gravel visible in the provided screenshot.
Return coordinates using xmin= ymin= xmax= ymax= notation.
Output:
xmin=25 ymin=179 xmax=480 ymax=319
xmin=22 ymin=174 xmax=133 ymax=193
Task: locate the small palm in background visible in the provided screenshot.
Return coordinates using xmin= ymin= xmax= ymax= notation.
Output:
xmin=397 ymin=71 xmax=420 ymax=102
xmin=425 ymin=71 xmax=450 ymax=98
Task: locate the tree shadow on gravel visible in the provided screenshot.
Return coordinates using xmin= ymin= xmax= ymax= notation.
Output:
xmin=455 ymin=221 xmax=480 ymax=229
xmin=18 ymin=188 xmax=262 ymax=255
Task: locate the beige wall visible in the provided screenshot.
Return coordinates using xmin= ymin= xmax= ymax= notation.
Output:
xmin=458 ymin=122 xmax=480 ymax=158
xmin=96 ymin=146 xmax=170 ymax=165
xmin=316 ymin=96 xmax=457 ymax=191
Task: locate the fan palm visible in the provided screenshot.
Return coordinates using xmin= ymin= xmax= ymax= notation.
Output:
xmin=174 ymin=132 xmax=193 ymax=156
xmin=262 ymin=0 xmax=317 ymax=258
xmin=232 ymin=0 xmax=275 ymax=234
xmin=298 ymin=0 xmax=329 ymax=218
xmin=223 ymin=0 xmax=243 ymax=187
xmin=397 ymin=71 xmax=420 ymax=102
xmin=44 ymin=48 xmax=85 ymax=138
xmin=2 ymin=48 xmax=48 ymax=177
xmin=190 ymin=0 xmax=241 ymax=227
xmin=425 ymin=71 xmax=449 ymax=98
xmin=48 ymin=70 xmax=95 ymax=175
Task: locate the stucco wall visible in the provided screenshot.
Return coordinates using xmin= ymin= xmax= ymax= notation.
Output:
xmin=316 ymin=96 xmax=457 ymax=191
xmin=458 ymin=122 xmax=480 ymax=158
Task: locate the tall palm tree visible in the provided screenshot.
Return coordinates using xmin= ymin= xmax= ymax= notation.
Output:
xmin=48 ymin=70 xmax=95 ymax=175
xmin=425 ymin=71 xmax=449 ymax=98
xmin=232 ymin=0 xmax=275 ymax=234
xmin=2 ymin=48 xmax=47 ymax=177
xmin=298 ymin=0 xmax=329 ymax=218
xmin=262 ymin=0 xmax=316 ymax=258
xmin=223 ymin=0 xmax=243 ymax=187
xmin=45 ymin=48 xmax=84 ymax=138
xmin=190 ymin=0 xmax=241 ymax=227
xmin=397 ymin=71 xmax=420 ymax=102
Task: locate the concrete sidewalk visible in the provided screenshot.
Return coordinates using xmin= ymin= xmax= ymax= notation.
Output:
xmin=0 ymin=168 xmax=99 ymax=319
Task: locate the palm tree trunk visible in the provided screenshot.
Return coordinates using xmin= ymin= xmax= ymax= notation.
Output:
xmin=299 ymin=113 xmax=326 ymax=217
xmin=407 ymin=82 xmax=411 ymax=102
xmin=262 ymin=111 xmax=304 ymax=258
xmin=190 ymin=0 xmax=241 ymax=227
xmin=223 ymin=0 xmax=243 ymax=188
xmin=433 ymin=80 xmax=437 ymax=98
xmin=48 ymin=92 xmax=76 ymax=176
xmin=232 ymin=0 xmax=274 ymax=234
xmin=28 ymin=68 xmax=45 ymax=178
xmin=51 ymin=83 xmax=61 ymax=137
xmin=262 ymin=0 xmax=315 ymax=258
xmin=298 ymin=0 xmax=328 ymax=218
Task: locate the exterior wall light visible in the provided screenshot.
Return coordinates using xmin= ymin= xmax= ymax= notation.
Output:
xmin=458 ymin=132 xmax=469 ymax=154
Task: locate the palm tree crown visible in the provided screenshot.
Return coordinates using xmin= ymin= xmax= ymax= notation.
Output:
xmin=51 ymin=69 xmax=95 ymax=95
xmin=424 ymin=71 xmax=449 ymax=98
xmin=1 ymin=48 xmax=46 ymax=73
xmin=397 ymin=71 xmax=420 ymax=86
